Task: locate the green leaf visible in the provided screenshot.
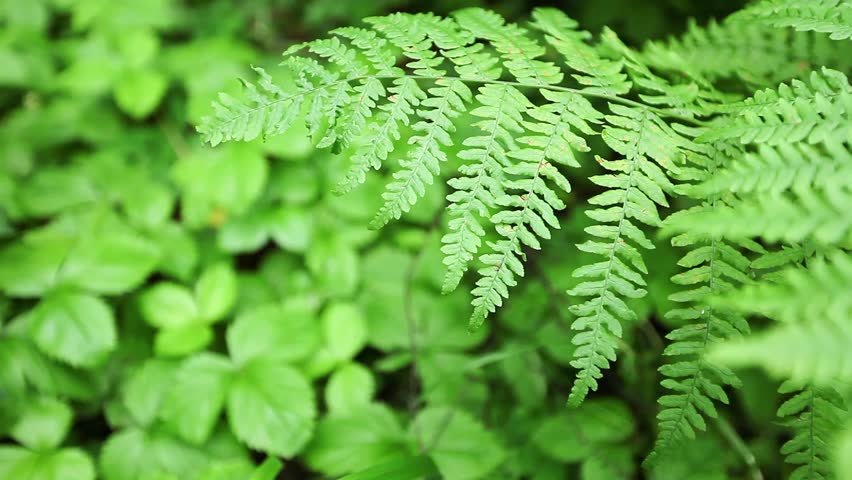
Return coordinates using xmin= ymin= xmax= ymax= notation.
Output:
xmin=338 ymin=456 xmax=438 ymax=480
xmin=321 ymin=302 xmax=367 ymax=363
xmin=29 ymin=291 xmax=116 ymax=367
xmin=154 ymin=324 xmax=214 ymax=357
xmin=227 ymin=358 xmax=316 ymax=457
xmin=113 ymin=68 xmax=169 ymax=119
xmin=122 ymin=359 xmax=178 ymax=427
xmin=249 ymin=457 xmax=283 ymax=480
xmin=0 ymin=216 xmax=160 ymax=297
xmin=171 ymin=144 xmax=268 ymax=226
xmin=533 ymin=398 xmax=634 ymax=463
xmin=0 ymin=447 xmax=95 ymax=480
xmin=413 ymin=407 xmax=506 ymax=480
xmin=226 ymin=301 xmax=320 ymax=365
xmin=305 ymin=404 xmax=409 ymax=477
xmin=99 ymin=428 xmax=209 ymax=480
xmin=325 ymin=363 xmax=376 ymax=414
xmin=160 ymin=353 xmax=233 ymax=445
xmin=10 ymin=397 xmax=73 ymax=450
xmin=195 ymin=262 xmax=237 ymax=323
xmin=140 ymin=283 xmax=197 ymax=328
xmin=306 ymin=239 xmax=360 ymax=298
xmin=580 ymin=446 xmax=634 ymax=480
xmin=268 ymin=208 xmax=314 ymax=253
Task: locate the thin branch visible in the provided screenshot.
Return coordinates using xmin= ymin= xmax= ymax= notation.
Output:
xmin=714 ymin=415 xmax=764 ymax=480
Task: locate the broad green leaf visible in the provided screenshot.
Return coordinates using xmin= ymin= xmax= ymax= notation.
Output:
xmin=580 ymin=446 xmax=634 ymax=479
xmin=154 ymin=324 xmax=214 ymax=357
xmin=160 ymin=353 xmax=233 ymax=445
xmin=122 ymin=359 xmax=178 ymax=427
xmin=171 ymin=144 xmax=268 ymax=226
xmin=226 ymin=301 xmax=320 ymax=365
xmin=195 ymin=262 xmax=236 ymax=323
xmin=58 ymin=220 xmax=161 ymax=295
xmin=533 ymin=398 xmax=634 ymax=463
xmin=218 ymin=212 xmax=269 ymax=253
xmin=140 ymin=283 xmax=197 ymax=328
xmin=0 ymin=210 xmax=160 ymax=297
xmin=122 ymin=181 xmax=174 ymax=228
xmin=321 ymin=302 xmax=367 ymax=363
xmin=99 ymin=428 xmax=209 ymax=480
xmin=148 ymin=223 xmax=198 ymax=282
xmin=338 ymin=456 xmax=438 ymax=480
xmin=29 ymin=291 xmax=116 ymax=367
xmin=250 ymin=457 xmax=283 ymax=480
xmin=115 ymin=28 xmax=160 ymax=67
xmin=113 ymin=68 xmax=168 ymax=119
xmin=196 ymin=460 xmax=255 ymax=480
xmin=305 ymin=404 xmax=409 ymax=477
xmin=325 ymin=363 xmax=375 ymax=414
xmin=0 ymin=447 xmax=95 ymax=480
xmin=306 ymin=239 xmax=359 ymax=299
xmin=227 ymin=359 xmax=316 ymax=457
xmin=268 ymin=208 xmax=314 ymax=253
xmin=414 ymin=407 xmax=506 ymax=480
xmin=10 ymin=397 xmax=72 ymax=450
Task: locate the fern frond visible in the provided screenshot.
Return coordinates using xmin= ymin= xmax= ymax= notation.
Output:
xmin=694 ymin=138 xmax=852 ymax=196
xmin=734 ymin=0 xmax=852 ymax=41
xmin=709 ymin=251 xmax=852 ymax=385
xmin=667 ymin=69 xmax=852 ymax=245
xmin=776 ymin=381 xmax=846 ymax=480
xmin=453 ymin=8 xmax=562 ymax=86
xmin=530 ymin=8 xmax=631 ymax=97
xmin=468 ymin=89 xmax=597 ymax=328
xmin=371 ymin=79 xmax=471 ymax=229
xmin=642 ymin=18 xmax=852 ymax=88
xmin=646 ymin=232 xmax=751 ymax=466
xmin=700 ymin=68 xmax=852 ymax=146
xmin=198 ymin=66 xmax=295 ymax=146
xmin=336 ymin=78 xmax=425 ymax=195
xmin=440 ymin=84 xmax=527 ymax=294
xmin=646 ymin=139 xmax=753 ymax=466
xmin=714 ymin=250 xmax=852 ymax=326
xmin=666 ymin=182 xmax=852 ymax=245
xmin=566 ymin=105 xmax=683 ymax=406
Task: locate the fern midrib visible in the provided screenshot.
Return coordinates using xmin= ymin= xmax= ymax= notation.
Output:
xmin=664 ymin=237 xmax=717 ymax=447
xmin=807 ymin=387 xmax=816 ymax=478
xmin=472 ymin=93 xmax=569 ymax=323
xmin=655 ymin=145 xmax=726 ymax=457
xmin=376 ymin=80 xmax=458 ymax=217
xmin=446 ymin=86 xmax=511 ymax=280
xmin=357 ymin=79 xmax=414 ymax=166
xmin=211 ymin=71 xmax=702 ymax=136
xmin=575 ymin=108 xmax=648 ymax=387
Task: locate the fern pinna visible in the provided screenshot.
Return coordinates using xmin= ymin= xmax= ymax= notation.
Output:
xmin=200 ymin=0 xmax=852 ymax=472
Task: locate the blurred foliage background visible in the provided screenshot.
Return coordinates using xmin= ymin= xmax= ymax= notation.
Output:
xmin=0 ymin=1 xmax=791 ymax=479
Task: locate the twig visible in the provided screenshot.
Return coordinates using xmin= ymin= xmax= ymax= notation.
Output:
xmin=714 ymin=415 xmax=763 ymax=480
xmin=405 ymin=214 xmax=443 ymax=452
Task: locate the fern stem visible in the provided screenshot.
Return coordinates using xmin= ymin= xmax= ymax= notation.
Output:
xmin=713 ymin=415 xmax=763 ymax=480
xmin=372 ymin=74 xmax=705 ymax=126
xmin=216 ymin=72 xmax=705 ymax=134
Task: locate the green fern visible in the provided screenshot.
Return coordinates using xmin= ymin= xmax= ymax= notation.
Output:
xmin=197 ymin=5 xmax=852 ymax=470
xmin=642 ymin=17 xmax=852 ymax=88
xmin=667 ymin=69 xmax=852 ymax=245
xmin=776 ymin=381 xmax=846 ymax=480
xmin=645 ymin=141 xmax=753 ymax=466
xmin=709 ymin=251 xmax=852 ymax=385
xmin=733 ymin=0 xmax=852 ymax=40
xmin=566 ymin=105 xmax=681 ymax=406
